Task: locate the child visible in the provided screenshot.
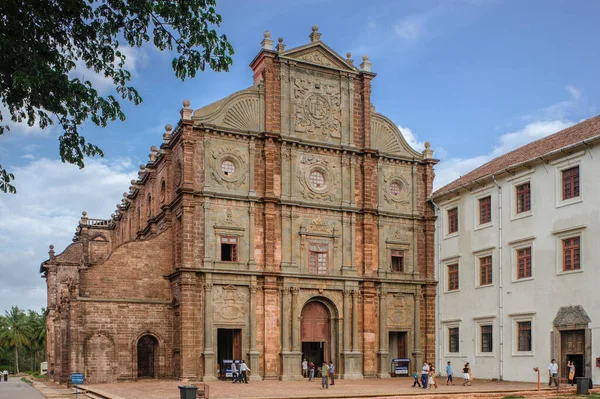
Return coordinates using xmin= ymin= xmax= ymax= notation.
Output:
xmin=428 ymin=368 xmax=435 ymax=390
xmin=462 ymin=363 xmax=471 ymax=386
xmin=412 ymin=371 xmax=422 ymax=388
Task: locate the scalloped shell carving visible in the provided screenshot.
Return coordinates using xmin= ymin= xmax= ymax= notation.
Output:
xmin=223 ymin=97 xmax=260 ymax=131
xmin=371 ymin=114 xmax=422 ymax=158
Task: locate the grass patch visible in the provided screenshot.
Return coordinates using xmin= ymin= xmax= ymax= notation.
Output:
xmin=20 ymin=377 xmax=33 ymax=385
xmin=503 ymin=396 xmax=524 ymax=399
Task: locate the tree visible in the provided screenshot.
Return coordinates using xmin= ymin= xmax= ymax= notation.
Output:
xmin=26 ymin=309 xmax=47 ymax=371
xmin=0 ymin=0 xmax=234 ymax=193
xmin=0 ymin=306 xmax=32 ymax=373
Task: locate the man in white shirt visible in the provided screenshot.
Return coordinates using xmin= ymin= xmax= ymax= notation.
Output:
xmin=548 ymin=359 xmax=559 ymax=387
xmin=231 ymin=362 xmax=238 ymax=383
xmin=421 ymin=362 xmax=429 ymax=389
xmin=239 ymin=360 xmax=250 ymax=384
xmin=302 ymin=359 xmax=308 ymax=378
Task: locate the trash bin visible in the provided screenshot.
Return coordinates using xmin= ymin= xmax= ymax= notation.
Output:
xmin=179 ymin=385 xmax=198 ymax=399
xmin=576 ymin=377 xmax=590 ymax=395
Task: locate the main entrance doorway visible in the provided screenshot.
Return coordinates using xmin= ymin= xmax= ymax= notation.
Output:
xmin=561 ymin=330 xmax=585 ymax=378
xmin=301 ymin=301 xmax=330 ymax=367
xmin=217 ymin=328 xmax=242 ymax=364
xmin=137 ymin=335 xmax=158 ymax=378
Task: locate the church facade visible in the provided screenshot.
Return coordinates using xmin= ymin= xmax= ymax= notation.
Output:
xmin=41 ymin=26 xmax=437 ymax=384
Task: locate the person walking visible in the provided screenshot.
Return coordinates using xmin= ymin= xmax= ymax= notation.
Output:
xmin=421 ymin=361 xmax=429 ymax=389
xmin=462 ymin=363 xmax=471 ymax=386
xmin=302 ymin=359 xmax=308 ymax=378
xmin=2 ymin=369 xmax=7 ymax=382
xmin=446 ymin=361 xmax=454 ymax=385
xmin=431 ymin=365 xmax=438 ymax=388
xmin=231 ymin=361 xmax=238 ymax=383
xmin=412 ymin=371 xmax=422 ymax=387
xmin=548 ymin=359 xmax=559 ymax=387
xmin=309 ymin=360 xmax=315 ymax=381
xmin=328 ymin=361 xmax=335 ymax=385
xmin=567 ymin=360 xmax=576 ymax=386
xmin=239 ymin=360 xmax=250 ymax=384
xmin=428 ymin=368 xmax=435 ymax=390
xmin=321 ymin=362 xmax=329 ymax=389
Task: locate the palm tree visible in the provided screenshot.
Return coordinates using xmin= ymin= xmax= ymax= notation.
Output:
xmin=0 ymin=306 xmax=32 ymax=373
xmin=27 ymin=309 xmax=47 ymax=371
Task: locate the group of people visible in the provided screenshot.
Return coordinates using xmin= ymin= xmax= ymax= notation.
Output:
xmin=548 ymin=358 xmax=576 ymax=387
xmin=229 ymin=360 xmax=250 ymax=384
xmin=414 ymin=361 xmax=472 ymax=388
xmin=301 ymin=359 xmax=335 ymax=389
xmin=0 ymin=370 xmax=8 ymax=382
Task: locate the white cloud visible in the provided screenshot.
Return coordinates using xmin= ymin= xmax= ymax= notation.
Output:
xmin=433 ymin=119 xmax=573 ymax=190
xmin=398 ymin=125 xmax=426 ymax=152
xmin=394 ymin=14 xmax=429 ymax=44
xmin=0 ymin=157 xmax=137 ymax=314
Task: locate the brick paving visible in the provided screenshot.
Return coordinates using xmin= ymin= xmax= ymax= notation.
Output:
xmin=80 ymin=378 xmax=572 ymax=399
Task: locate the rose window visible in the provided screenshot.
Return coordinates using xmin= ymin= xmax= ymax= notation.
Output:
xmin=221 ymin=160 xmax=236 ymax=176
xmin=390 ymin=181 xmax=401 ymax=196
xmin=309 ymin=170 xmax=325 ymax=189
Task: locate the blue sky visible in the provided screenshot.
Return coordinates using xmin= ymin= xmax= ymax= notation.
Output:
xmin=1 ymin=0 xmax=599 ymax=314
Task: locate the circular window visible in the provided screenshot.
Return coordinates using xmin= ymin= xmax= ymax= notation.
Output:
xmin=309 ymin=170 xmax=325 ymax=189
xmin=221 ymin=160 xmax=236 ymax=176
xmin=390 ymin=181 xmax=401 ymax=196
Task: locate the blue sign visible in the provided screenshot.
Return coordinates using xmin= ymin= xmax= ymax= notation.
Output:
xmin=395 ymin=365 xmax=409 ymax=375
xmin=71 ymin=372 xmax=84 ymax=385
xmin=392 ymin=358 xmax=411 ymax=362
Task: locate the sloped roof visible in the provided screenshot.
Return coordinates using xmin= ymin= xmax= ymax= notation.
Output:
xmin=432 ymin=115 xmax=600 ymax=198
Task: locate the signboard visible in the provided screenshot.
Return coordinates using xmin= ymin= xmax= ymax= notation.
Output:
xmin=40 ymin=362 xmax=48 ymax=375
xmin=395 ymin=365 xmax=408 ymax=375
xmin=71 ymin=372 xmax=84 ymax=385
xmin=392 ymin=358 xmax=411 ymax=362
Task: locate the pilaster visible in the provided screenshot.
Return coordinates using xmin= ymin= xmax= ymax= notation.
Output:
xmin=377 ymin=288 xmax=390 ymax=378
xmin=202 ymin=278 xmax=217 ymax=381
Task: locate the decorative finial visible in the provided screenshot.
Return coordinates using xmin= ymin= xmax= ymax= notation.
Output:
xmin=346 ymin=52 xmax=354 ymax=65
xmin=346 ymin=52 xmax=351 ymax=59
xmin=422 ymin=141 xmax=434 ymax=159
xmin=181 ymin=100 xmax=192 ymax=121
xmin=360 ymin=54 xmax=372 ymax=72
xmin=49 ymin=245 xmax=55 ymax=259
xmin=261 ymin=30 xmax=274 ymax=50
xmin=182 ymin=99 xmax=190 ymax=108
xmin=49 ymin=244 xmax=54 ymax=250
xmin=309 ymin=24 xmax=322 ymax=43
xmin=131 ymin=179 xmax=136 ymax=185
xmin=276 ymin=36 xmax=286 ymax=53
xmin=165 ymin=124 xmax=172 ymax=132
xmin=82 ymin=211 xmax=87 ymax=217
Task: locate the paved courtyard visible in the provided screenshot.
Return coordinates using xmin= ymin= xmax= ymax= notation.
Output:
xmin=80 ymin=378 xmax=571 ymax=399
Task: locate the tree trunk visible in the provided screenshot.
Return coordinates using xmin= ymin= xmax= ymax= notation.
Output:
xmin=14 ymin=346 xmax=19 ymax=374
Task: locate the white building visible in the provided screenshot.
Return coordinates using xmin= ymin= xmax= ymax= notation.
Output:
xmin=431 ymin=115 xmax=600 ymax=383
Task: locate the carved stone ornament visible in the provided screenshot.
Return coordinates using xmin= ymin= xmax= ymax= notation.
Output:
xmin=213 ymin=285 xmax=249 ymax=322
xmin=294 ymin=76 xmax=341 ymax=139
xmin=174 ymin=161 xmax=183 ymax=188
xmin=297 ymin=51 xmax=336 ymax=68
xmin=210 ymin=147 xmax=247 ymax=189
xmin=391 ymin=229 xmax=410 ymax=243
xmin=297 ymin=155 xmax=338 ymax=202
xmin=553 ymin=305 xmax=591 ymax=327
xmin=382 ymin=172 xmax=410 ymax=205
xmin=387 ymin=294 xmax=410 ymax=326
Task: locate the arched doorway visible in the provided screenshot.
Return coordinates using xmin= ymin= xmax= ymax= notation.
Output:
xmin=301 ymin=301 xmax=330 ymax=367
xmin=137 ymin=335 xmax=158 ymax=378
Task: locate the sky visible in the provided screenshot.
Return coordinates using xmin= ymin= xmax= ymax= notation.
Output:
xmin=1 ymin=0 xmax=599 ymax=315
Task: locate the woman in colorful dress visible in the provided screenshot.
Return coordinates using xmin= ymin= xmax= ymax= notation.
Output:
xmin=567 ymin=361 xmax=576 ymax=386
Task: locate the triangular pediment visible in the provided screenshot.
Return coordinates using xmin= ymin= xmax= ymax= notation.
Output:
xmin=282 ymin=43 xmax=359 ymax=73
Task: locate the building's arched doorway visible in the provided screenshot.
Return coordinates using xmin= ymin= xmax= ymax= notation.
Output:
xmin=137 ymin=335 xmax=158 ymax=378
xmin=301 ymin=301 xmax=330 ymax=367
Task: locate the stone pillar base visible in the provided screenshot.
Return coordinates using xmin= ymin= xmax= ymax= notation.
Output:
xmin=377 ymin=351 xmax=390 ymax=379
xmin=341 ymin=351 xmax=363 ymax=379
xmin=280 ymin=351 xmax=303 ymax=381
xmin=248 ymin=350 xmax=262 ymax=381
xmin=203 ymin=351 xmax=217 ymax=381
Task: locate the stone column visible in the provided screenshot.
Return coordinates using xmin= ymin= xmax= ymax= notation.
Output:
xmin=352 ymin=290 xmax=359 ymax=352
xmin=412 ymin=291 xmax=423 ymax=368
xmin=248 ymin=203 xmax=256 ymax=270
xmin=248 ymin=138 xmax=256 ymax=196
xmin=202 ymin=280 xmax=216 ymax=381
xmin=291 ymin=288 xmax=300 ymax=352
xmin=341 ymin=289 xmax=362 ymax=379
xmin=248 ymin=279 xmax=261 ymax=381
xmin=203 ymin=199 xmax=213 ymax=268
xmin=377 ymin=288 xmax=389 ymax=378
xmin=343 ymin=289 xmax=351 ymax=352
xmin=349 ymin=155 xmax=356 ymax=207
xmin=290 ymin=146 xmax=297 ymax=201
xmin=280 ymin=287 xmax=302 ymax=380
xmin=281 ymin=287 xmax=291 ymax=352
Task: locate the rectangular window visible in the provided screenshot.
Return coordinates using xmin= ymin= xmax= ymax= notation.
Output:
xmin=391 ymin=249 xmax=404 ymax=272
xmin=447 ymin=263 xmax=459 ymax=291
xmin=220 ymin=236 xmax=238 ymax=262
xmin=448 ymin=207 xmax=458 ymax=234
xmin=562 ymin=237 xmax=580 ymax=271
xmin=562 ymin=166 xmax=580 ymax=200
xmin=517 ymin=321 xmax=532 ymax=351
xmin=448 ymin=327 xmax=459 ymax=353
xmin=309 ymin=243 xmax=328 ymax=275
xmin=517 ymin=247 xmax=532 ymax=278
xmin=516 ymin=182 xmax=531 ymax=213
xmin=481 ymin=325 xmax=493 ymax=353
xmin=479 ymin=256 xmax=492 ymax=285
xmin=479 ymin=196 xmax=491 ymax=224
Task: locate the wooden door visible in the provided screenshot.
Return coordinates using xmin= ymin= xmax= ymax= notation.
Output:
xmin=301 ymin=302 xmax=330 ymax=342
xmin=561 ymin=330 xmax=585 ymax=377
xmin=233 ymin=329 xmax=242 ymax=360
xmin=397 ymin=332 xmax=407 ymax=358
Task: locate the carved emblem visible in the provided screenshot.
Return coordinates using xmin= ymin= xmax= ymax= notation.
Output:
xmin=553 ymin=305 xmax=591 ymax=327
xmin=297 ymin=155 xmax=338 ymax=202
xmin=392 ymin=230 xmax=410 ymax=243
xmin=297 ymin=51 xmax=335 ymax=67
xmin=310 ymin=219 xmax=330 ymax=233
xmin=294 ymin=76 xmax=341 ymax=139
xmin=213 ymin=285 xmax=249 ymax=322
xmin=382 ymin=172 xmax=410 ymax=206
xmin=387 ymin=295 xmax=411 ymax=326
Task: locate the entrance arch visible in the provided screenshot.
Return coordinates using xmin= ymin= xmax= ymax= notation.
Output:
xmin=301 ymin=301 xmax=331 ymax=367
xmin=137 ymin=335 xmax=158 ymax=378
